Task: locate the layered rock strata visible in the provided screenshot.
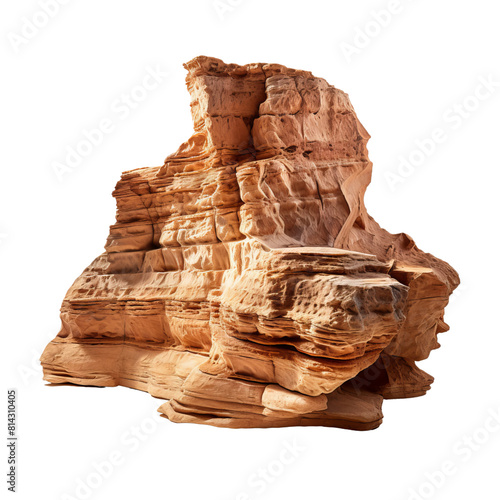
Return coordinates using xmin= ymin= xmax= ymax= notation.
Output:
xmin=41 ymin=56 xmax=459 ymax=429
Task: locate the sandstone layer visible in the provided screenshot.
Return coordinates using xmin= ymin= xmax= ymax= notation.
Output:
xmin=41 ymin=56 xmax=459 ymax=429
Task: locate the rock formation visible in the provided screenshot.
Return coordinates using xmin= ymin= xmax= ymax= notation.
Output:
xmin=41 ymin=56 xmax=459 ymax=430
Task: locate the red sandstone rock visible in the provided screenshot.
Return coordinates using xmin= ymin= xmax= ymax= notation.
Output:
xmin=41 ymin=56 xmax=459 ymax=430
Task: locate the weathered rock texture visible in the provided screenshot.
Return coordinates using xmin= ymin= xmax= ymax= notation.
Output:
xmin=41 ymin=56 xmax=459 ymax=430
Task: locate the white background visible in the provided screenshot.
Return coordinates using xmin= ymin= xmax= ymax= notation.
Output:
xmin=1 ymin=1 xmax=499 ymax=499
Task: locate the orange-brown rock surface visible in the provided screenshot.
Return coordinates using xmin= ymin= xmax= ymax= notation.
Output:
xmin=41 ymin=56 xmax=459 ymax=430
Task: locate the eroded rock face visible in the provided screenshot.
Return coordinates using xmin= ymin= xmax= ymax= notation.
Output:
xmin=41 ymin=56 xmax=459 ymax=430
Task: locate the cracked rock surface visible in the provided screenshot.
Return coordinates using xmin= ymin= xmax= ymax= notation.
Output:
xmin=41 ymin=56 xmax=459 ymax=429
